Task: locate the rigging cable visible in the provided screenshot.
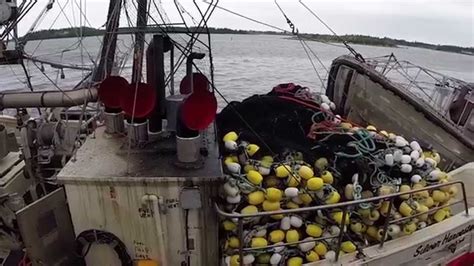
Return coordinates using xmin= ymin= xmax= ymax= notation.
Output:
xmin=192 ymin=64 xmax=317 ymax=200
xmin=203 ymin=0 xmax=287 ymax=32
xmin=202 ymin=0 xmax=336 ymax=89
xmin=298 ymin=0 xmax=365 ymax=62
xmin=164 ymin=0 xmax=217 ymax=85
xmin=274 ymin=0 xmax=326 ymax=91
xmin=202 ymin=0 xmax=346 ymax=50
xmin=193 ymin=0 xmax=215 ymax=86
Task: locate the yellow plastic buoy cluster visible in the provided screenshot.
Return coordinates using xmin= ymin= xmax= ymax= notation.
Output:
xmin=321 ymin=171 xmax=334 ymax=184
xmin=257 ymin=253 xmax=271 ymax=264
xmin=262 ymin=200 xmax=280 ymax=211
xmin=314 ymin=242 xmax=328 ymax=256
xmin=218 ymin=130 xmax=454 ymax=264
xmin=246 ymin=170 xmax=263 ymax=185
xmin=229 ymin=255 xmax=240 ymax=266
xmin=287 ymin=257 xmax=303 ymax=266
xmin=248 ymin=191 xmax=265 ymax=205
xmin=341 ymin=241 xmax=357 ymax=253
xmin=266 ymin=187 xmax=283 ymax=202
xmin=299 ymin=193 xmax=313 ymax=205
xmin=331 ymin=211 xmax=350 ymax=225
xmin=223 ymin=131 xmax=238 ymax=142
xmin=306 ymin=224 xmax=323 ymax=237
xmin=307 ymin=177 xmax=324 ymax=191
xmin=269 ymin=230 xmax=285 ymax=243
xmin=306 ymin=250 xmax=320 ymax=262
xmin=286 ymin=229 xmax=300 ymax=243
xmin=287 ymin=175 xmax=301 ymax=187
xmin=251 ymin=237 xmax=268 ymax=248
xmin=325 ymin=191 xmax=341 ymax=204
xmin=222 ymin=220 xmax=236 ymax=231
xmin=246 ymin=144 xmax=260 ymax=156
xmin=228 ymin=236 xmax=240 ymax=248
xmin=241 ymin=205 xmax=258 ymax=215
xmin=298 ymin=165 xmax=314 ymax=180
xmin=275 ymin=164 xmax=291 ymax=178
xmin=314 ymin=157 xmax=328 ymax=171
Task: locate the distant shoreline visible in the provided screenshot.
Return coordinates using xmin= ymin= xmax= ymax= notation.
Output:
xmin=22 ymin=26 xmax=473 ymax=56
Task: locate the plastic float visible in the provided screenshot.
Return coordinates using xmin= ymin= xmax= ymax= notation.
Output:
xmin=215 ymin=84 xmax=472 ymax=265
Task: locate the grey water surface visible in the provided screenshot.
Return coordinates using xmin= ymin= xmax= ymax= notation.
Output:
xmin=1 ymin=34 xmax=473 ymax=109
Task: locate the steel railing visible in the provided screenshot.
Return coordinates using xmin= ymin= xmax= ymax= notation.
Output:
xmin=215 ymin=180 xmax=469 ymax=265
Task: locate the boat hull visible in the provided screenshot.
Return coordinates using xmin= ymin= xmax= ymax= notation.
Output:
xmin=326 ymin=56 xmax=474 ymax=168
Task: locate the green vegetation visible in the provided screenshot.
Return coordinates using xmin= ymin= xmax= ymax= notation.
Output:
xmin=22 ymin=27 xmax=104 ymax=41
xmin=22 ymin=26 xmax=473 ymax=55
xmin=298 ymin=34 xmax=474 ymax=55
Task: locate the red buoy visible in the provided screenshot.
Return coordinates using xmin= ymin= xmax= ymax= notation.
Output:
xmin=120 ymin=82 xmax=157 ymax=119
xmin=98 ymin=76 xmax=129 ymax=109
xmin=181 ymin=90 xmax=217 ymax=130
xmin=179 ymin=73 xmax=210 ymax=95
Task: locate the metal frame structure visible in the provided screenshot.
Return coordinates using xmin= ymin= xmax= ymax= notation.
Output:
xmin=365 ymin=54 xmax=472 ymax=129
xmin=216 ymin=181 xmax=470 ymax=265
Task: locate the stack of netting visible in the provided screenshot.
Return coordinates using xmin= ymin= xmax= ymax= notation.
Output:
xmin=217 ymin=85 xmax=456 ymax=266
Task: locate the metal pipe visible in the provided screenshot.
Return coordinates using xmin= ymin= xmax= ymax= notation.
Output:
xmin=25 ymin=55 xmax=93 ymax=71
xmin=461 ymin=182 xmax=469 ymax=216
xmin=186 ymin=52 xmax=206 ymax=94
xmin=0 ymin=87 xmax=97 ymax=109
xmin=141 ymin=194 xmax=168 ymax=265
xmin=170 ymin=46 xmax=175 ymax=95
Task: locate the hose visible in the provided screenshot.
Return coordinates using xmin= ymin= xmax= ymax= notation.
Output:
xmin=75 ymin=229 xmax=133 ymax=266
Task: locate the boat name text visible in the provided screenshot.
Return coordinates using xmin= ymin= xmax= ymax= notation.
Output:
xmin=413 ymin=224 xmax=474 ymax=257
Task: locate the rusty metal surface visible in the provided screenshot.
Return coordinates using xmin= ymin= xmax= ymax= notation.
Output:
xmin=57 ymin=124 xmax=223 ymax=183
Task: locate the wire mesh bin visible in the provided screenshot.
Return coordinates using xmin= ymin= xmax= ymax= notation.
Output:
xmin=215 ymin=181 xmax=469 ymax=265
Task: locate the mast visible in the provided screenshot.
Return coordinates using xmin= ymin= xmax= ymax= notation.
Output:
xmin=92 ymin=0 xmax=122 ymax=82
xmin=131 ymin=0 xmax=148 ymax=84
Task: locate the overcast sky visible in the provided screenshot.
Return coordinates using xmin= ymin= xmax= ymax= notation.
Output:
xmin=17 ymin=0 xmax=474 ymax=47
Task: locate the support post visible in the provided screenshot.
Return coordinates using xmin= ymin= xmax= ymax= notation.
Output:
xmin=93 ymin=0 xmax=122 ymax=82
xmin=131 ymin=0 xmax=148 ymax=84
xmin=147 ymin=35 xmax=165 ymax=133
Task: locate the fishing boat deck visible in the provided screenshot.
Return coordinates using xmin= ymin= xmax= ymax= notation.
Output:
xmin=57 ymin=124 xmax=223 ymax=183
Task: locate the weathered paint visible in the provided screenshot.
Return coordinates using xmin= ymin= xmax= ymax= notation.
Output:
xmin=58 ymin=126 xmax=222 ymax=266
xmin=329 ymin=65 xmax=474 ymax=167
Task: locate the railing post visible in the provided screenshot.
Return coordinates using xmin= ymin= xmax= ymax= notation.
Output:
xmin=335 ymin=207 xmax=348 ymax=262
xmin=379 ymin=197 xmax=394 ymax=248
xmin=460 ymin=182 xmax=469 ymax=216
xmin=238 ymin=218 xmax=244 ymax=266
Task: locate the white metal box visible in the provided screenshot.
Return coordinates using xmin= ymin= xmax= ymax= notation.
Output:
xmin=57 ymin=126 xmax=223 ymax=266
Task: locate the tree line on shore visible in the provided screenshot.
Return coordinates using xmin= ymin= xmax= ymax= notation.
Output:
xmin=22 ymin=26 xmax=473 ymax=55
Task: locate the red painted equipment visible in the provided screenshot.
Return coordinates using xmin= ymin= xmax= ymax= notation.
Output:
xmin=179 ymin=73 xmax=210 ymax=95
xmin=98 ymin=76 xmax=129 ymax=109
xmin=121 ymin=82 xmax=157 ymax=119
xmin=181 ymin=90 xmax=217 ymax=130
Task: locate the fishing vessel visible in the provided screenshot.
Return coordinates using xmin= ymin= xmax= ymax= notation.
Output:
xmin=0 ymin=1 xmax=473 ymax=266
xmin=326 ymin=54 xmax=474 ymax=169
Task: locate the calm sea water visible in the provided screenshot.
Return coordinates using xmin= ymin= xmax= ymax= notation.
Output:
xmin=1 ymin=34 xmax=473 ymax=108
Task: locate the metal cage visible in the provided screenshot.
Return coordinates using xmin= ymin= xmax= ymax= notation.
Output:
xmin=215 ymin=180 xmax=470 ymax=265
